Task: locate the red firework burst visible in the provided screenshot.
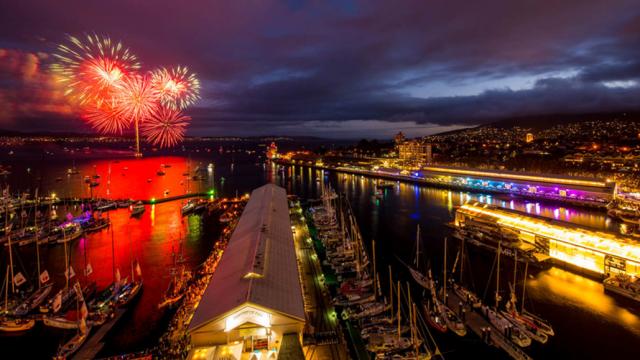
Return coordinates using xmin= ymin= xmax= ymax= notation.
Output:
xmin=115 ymin=75 xmax=160 ymax=123
xmin=141 ymin=107 xmax=190 ymax=148
xmin=82 ymin=99 xmax=130 ymax=134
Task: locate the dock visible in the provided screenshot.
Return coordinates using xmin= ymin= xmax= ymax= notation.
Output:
xmin=448 ymin=291 xmax=533 ymax=360
xmin=291 ymin=202 xmax=350 ymax=360
xmin=71 ymin=308 xmax=127 ymax=360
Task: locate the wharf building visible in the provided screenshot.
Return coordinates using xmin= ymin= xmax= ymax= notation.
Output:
xmin=417 ymin=165 xmax=617 ymax=201
xmin=186 ymin=184 xmax=305 ymax=360
xmin=455 ymin=202 xmax=640 ymax=279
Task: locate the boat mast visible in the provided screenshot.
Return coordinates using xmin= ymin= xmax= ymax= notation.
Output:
xmin=35 ymin=188 xmax=41 ymax=291
xmin=397 ymin=280 xmax=401 ymax=337
xmin=416 ymin=225 xmax=420 ymax=269
xmin=389 ymin=266 xmax=393 ymax=318
xmin=107 ymin=162 xmax=111 ymax=201
xmin=460 ymin=238 xmax=465 ymax=283
xmin=373 ymin=240 xmax=377 ymax=301
xmin=3 ymin=267 xmax=8 ymax=314
xmin=522 ymin=262 xmax=529 ymax=314
xmin=444 ymin=237 xmax=447 ymax=305
xmin=413 ymin=301 xmax=419 ymax=356
xmin=8 ymin=236 xmax=14 ymax=293
xmin=111 ymin=226 xmax=116 ymax=284
xmin=495 ymin=242 xmax=501 ymax=309
xmin=129 ymin=228 xmax=134 ymax=283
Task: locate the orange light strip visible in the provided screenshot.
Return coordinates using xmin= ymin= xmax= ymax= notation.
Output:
xmin=423 ymin=166 xmax=608 ymax=187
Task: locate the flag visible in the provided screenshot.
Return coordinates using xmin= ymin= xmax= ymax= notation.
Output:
xmin=135 ymin=260 xmax=142 ymax=278
xmin=85 ymin=210 xmax=91 ymax=218
xmin=21 ymin=211 xmax=27 ymax=218
xmin=116 ymin=268 xmax=121 ymax=283
xmin=65 ymin=266 xmax=76 ymax=280
xmin=97 ymin=211 xmax=102 ymax=219
xmin=40 ymin=270 xmax=50 ymax=283
xmin=85 ymin=263 xmax=93 ymax=277
xmin=53 ymin=293 xmax=62 ymax=313
xmin=81 ymin=301 xmax=88 ymax=319
xmin=13 ymin=272 xmax=26 ymax=286
xmin=73 ymin=282 xmax=84 ymax=302
xmin=67 ymin=213 xmax=73 ymax=220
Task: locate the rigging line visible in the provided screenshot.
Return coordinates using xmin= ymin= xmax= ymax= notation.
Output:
xmin=482 ymin=247 xmax=500 ymax=305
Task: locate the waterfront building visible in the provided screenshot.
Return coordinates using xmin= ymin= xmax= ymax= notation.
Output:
xmin=454 ymin=202 xmax=640 ymax=278
xmin=427 ymin=143 xmax=432 ymax=165
xmin=417 ymin=165 xmax=616 ymax=201
xmin=267 ymin=142 xmax=279 ymax=159
xmin=398 ymin=140 xmax=429 ymax=169
xmin=186 ymin=184 xmax=305 ymax=359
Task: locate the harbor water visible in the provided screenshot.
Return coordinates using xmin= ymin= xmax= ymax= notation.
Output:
xmin=0 ymin=143 xmax=638 ymax=359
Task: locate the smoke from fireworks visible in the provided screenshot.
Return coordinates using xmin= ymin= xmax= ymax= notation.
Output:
xmin=52 ymin=33 xmax=140 ymax=106
xmin=142 ymin=107 xmax=190 ymax=148
xmin=53 ymin=33 xmax=199 ymax=149
xmin=151 ymin=66 xmax=201 ymax=110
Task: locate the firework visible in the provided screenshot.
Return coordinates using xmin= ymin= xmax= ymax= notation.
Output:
xmin=141 ymin=107 xmax=190 ymax=148
xmin=115 ymin=75 xmax=160 ymax=123
xmin=52 ymin=33 xmax=140 ymax=106
xmin=150 ymin=66 xmax=201 ymax=110
xmin=82 ymin=99 xmax=130 ymax=134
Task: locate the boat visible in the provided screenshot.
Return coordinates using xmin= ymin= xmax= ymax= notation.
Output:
xmin=181 ymin=201 xmax=196 ymax=215
xmin=96 ymin=201 xmax=117 ymax=211
xmin=376 ymin=189 xmax=384 ymax=198
xmin=54 ymin=323 xmax=92 ymax=359
xmin=116 ymin=234 xmax=143 ymax=307
xmin=86 ymin=217 xmax=110 ymax=232
xmin=56 ymin=224 xmax=83 ymax=243
xmin=158 ymin=240 xmax=191 ymax=309
xmin=604 ymin=273 xmax=640 ymax=302
xmin=481 ymin=243 xmax=532 ymax=348
xmin=0 ymin=317 xmax=35 ymax=332
xmin=376 ymin=181 xmax=394 ymax=189
xmin=13 ymin=283 xmax=53 ymax=316
xmin=219 ymin=212 xmax=233 ymax=223
xmin=436 ymin=238 xmax=467 ymax=337
xmin=44 ymin=310 xmax=106 ymax=329
xmin=119 ymin=200 xmax=134 ymax=208
xmin=148 ymin=179 xmax=152 ymax=183
xmin=130 ymin=202 xmax=145 ymax=216
xmin=157 ymin=170 xmax=165 ymax=176
xmin=406 ymin=226 xmax=430 ymax=289
xmin=451 ymin=238 xmax=482 ymax=309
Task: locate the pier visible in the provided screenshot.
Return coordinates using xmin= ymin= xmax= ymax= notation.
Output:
xmin=448 ymin=291 xmax=533 ymax=360
xmin=71 ymin=308 xmax=127 ymax=360
xmin=291 ymin=201 xmax=351 ymax=360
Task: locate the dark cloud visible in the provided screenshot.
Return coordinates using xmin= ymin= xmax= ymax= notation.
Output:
xmin=0 ymin=1 xmax=639 ymax=137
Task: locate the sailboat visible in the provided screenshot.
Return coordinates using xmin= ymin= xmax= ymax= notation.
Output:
xmin=500 ymin=254 xmax=552 ymax=342
xmin=451 ymin=237 xmax=482 ymax=309
xmin=89 ymin=166 xmax=100 ymax=187
xmin=158 ymin=238 xmax=191 ymax=309
xmin=55 ymin=294 xmax=92 ymax=359
xmin=115 ymin=232 xmax=143 ymax=307
xmin=408 ymin=226 xmax=429 ymax=289
xmin=480 ymin=243 xmax=532 ymax=348
xmin=367 ymin=282 xmax=423 ymax=355
xmin=375 ymin=302 xmax=432 ymax=360
xmin=12 ymin=190 xmax=53 ymax=317
xmin=0 ymin=236 xmax=35 ymax=314
xmin=68 ymin=160 xmax=80 ymax=175
xmin=0 ymin=267 xmax=36 ymax=332
xmin=435 ymin=237 xmax=467 ymax=337
xmin=422 ymin=269 xmax=447 ymax=333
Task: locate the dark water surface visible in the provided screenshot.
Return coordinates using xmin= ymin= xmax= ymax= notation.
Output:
xmin=1 ymin=143 xmax=638 ymax=359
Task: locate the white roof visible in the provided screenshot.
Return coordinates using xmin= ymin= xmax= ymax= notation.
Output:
xmin=187 ymin=184 xmax=305 ymax=333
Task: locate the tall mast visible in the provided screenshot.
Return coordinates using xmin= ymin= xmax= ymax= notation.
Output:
xmin=111 ymin=226 xmax=116 ymax=284
xmin=35 ymin=188 xmax=41 ymax=291
xmin=522 ymin=263 xmax=529 ymax=314
xmin=495 ymin=242 xmax=501 ymax=309
xmin=389 ymin=265 xmax=393 ymax=317
xmin=8 ymin=236 xmax=14 ymax=293
xmin=408 ymin=281 xmax=412 ymax=344
xmin=64 ymin=240 xmax=69 ymax=292
xmin=416 ymin=225 xmax=420 ymax=269
xmin=460 ymin=237 xmax=465 ymax=283
xmin=373 ymin=240 xmax=377 ymax=301
xmin=397 ymin=281 xmax=401 ymax=337
xmin=129 ymin=228 xmax=134 ymax=283
xmin=413 ymin=302 xmax=419 ymax=356
xmin=107 ymin=162 xmax=111 ymax=200
xmin=444 ymin=237 xmax=447 ymax=303
xmin=4 ymin=267 xmax=8 ymax=314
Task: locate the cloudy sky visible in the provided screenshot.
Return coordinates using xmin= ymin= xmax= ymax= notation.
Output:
xmin=1 ymin=0 xmax=639 ymax=139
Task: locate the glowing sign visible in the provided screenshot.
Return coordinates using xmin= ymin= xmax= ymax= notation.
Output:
xmin=225 ymin=306 xmax=271 ymax=331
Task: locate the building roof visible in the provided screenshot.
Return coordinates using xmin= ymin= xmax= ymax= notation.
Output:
xmin=187 ymin=184 xmax=305 ymax=333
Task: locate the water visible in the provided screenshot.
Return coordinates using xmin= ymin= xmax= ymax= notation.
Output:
xmin=0 ymin=144 xmax=638 ymax=359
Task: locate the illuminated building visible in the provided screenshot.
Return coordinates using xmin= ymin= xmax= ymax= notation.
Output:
xmin=266 ymin=142 xmax=279 ymax=159
xmin=186 ymin=184 xmax=305 ymax=358
xmin=394 ymin=131 xmax=406 ymax=143
xmin=526 ymin=133 xmax=534 ymax=142
xmin=398 ymin=140 xmax=428 ymax=169
xmin=455 ymin=202 xmax=640 ymax=278
xmin=418 ymin=165 xmax=616 ymax=201
xmin=427 ymin=143 xmax=432 ymax=165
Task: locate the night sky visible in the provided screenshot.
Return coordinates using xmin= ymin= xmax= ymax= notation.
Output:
xmin=1 ymin=0 xmax=639 ymax=139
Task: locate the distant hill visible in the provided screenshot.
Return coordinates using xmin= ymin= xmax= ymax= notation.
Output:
xmin=487 ymin=112 xmax=640 ymax=132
